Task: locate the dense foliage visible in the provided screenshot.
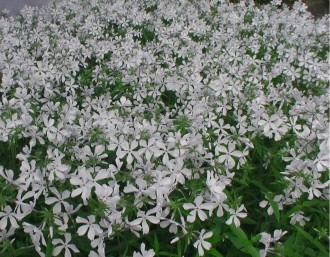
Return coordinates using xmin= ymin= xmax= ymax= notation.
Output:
xmin=0 ymin=0 xmax=329 ymax=256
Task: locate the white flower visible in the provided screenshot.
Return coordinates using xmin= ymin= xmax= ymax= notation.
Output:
xmin=76 ymin=215 xmax=103 ymax=240
xmin=0 ymin=226 xmax=15 ymax=244
xmin=130 ymin=209 xmax=160 ymax=235
xmin=307 ymin=180 xmax=326 ymax=200
xmin=23 ymin=222 xmax=46 ymax=256
xmin=193 ymin=229 xmax=213 ymax=256
xmin=42 ymin=116 xmax=69 ymax=143
xmin=153 ymin=141 xmax=180 ymax=165
xmin=159 ymin=218 xmax=179 ymax=234
xmin=215 ymin=142 xmax=243 ymax=169
xmin=183 ymin=196 xmax=214 ymax=223
xmin=271 ymin=0 xmax=282 ymax=6
xmin=81 ymin=145 xmax=108 ymax=162
xmin=225 ymin=204 xmax=247 ymax=227
xmin=123 ymin=177 xmax=156 ymax=208
xmin=166 ymin=158 xmax=192 ymax=184
xmin=15 ymin=190 xmax=35 ymax=216
xmin=18 ymin=159 xmax=42 ymax=188
xmin=70 ymin=167 xmax=109 ymax=203
xmin=259 ymin=200 xmax=274 ymax=216
xmin=52 ymin=233 xmax=79 ymax=257
xmin=259 ymin=229 xmax=287 ymax=257
xmin=65 ymin=78 xmax=78 ymax=94
xmin=289 ymin=211 xmax=310 ymax=226
xmin=133 ymin=243 xmax=155 ymax=257
xmin=258 ymin=114 xmax=288 ymax=141
xmin=206 ymin=171 xmax=226 ymax=195
xmin=54 ymin=213 xmax=69 ymax=232
xmin=45 ymin=187 xmax=71 ymax=214
xmin=211 ymin=192 xmax=229 ymax=217
xmin=0 ymin=167 xmax=15 ymax=184
xmin=286 ymin=177 xmax=308 ymax=199
xmin=116 ymin=140 xmax=141 ymax=165
xmin=118 ymin=96 xmax=132 ymax=110
xmin=46 ymin=149 xmax=70 ymax=181
xmin=272 ymin=229 xmax=287 ymax=241
xmin=0 ymin=205 xmax=21 ymax=230
xmin=138 ymin=137 xmax=157 ymax=160
xmin=125 ymin=217 xmax=142 ymax=238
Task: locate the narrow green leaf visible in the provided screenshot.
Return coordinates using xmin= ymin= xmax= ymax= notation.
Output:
xmin=209 ymin=248 xmax=224 ymax=257
xmin=13 ymin=247 xmax=34 ymax=256
xmin=295 ymin=226 xmax=328 ymax=256
xmin=154 ymin=234 xmax=159 ymax=253
xmin=228 ymin=225 xmax=259 ymax=257
xmin=158 ymin=251 xmax=173 ymax=256
xmin=177 ymin=238 xmax=182 ymax=257
xmin=268 ymin=196 xmax=280 ymax=222
xmin=229 ymin=225 xmax=248 ymax=240
xmin=303 ymin=199 xmax=329 ymax=208
xmin=243 ymin=217 xmax=258 ymax=225
xmin=45 ymin=236 xmax=53 ymax=257
xmin=292 ymin=231 xmax=303 ymax=251
xmin=250 ymin=179 xmax=268 ymax=192
xmin=304 ymin=247 xmax=316 ymax=256
xmin=0 ymin=251 xmax=12 ymax=257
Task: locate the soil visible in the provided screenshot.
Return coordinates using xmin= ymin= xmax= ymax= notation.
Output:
xmin=302 ymin=0 xmax=329 ymax=18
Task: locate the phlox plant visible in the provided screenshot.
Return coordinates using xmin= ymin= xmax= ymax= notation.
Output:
xmin=0 ymin=0 xmax=329 ymax=256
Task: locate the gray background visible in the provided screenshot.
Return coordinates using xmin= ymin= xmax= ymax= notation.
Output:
xmin=0 ymin=0 xmax=63 ymax=15
xmin=0 ymin=0 xmax=328 ymax=18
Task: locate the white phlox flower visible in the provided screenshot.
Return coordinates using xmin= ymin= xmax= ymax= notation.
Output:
xmin=193 ymin=229 xmax=213 ymax=256
xmin=289 ymin=211 xmax=310 ymax=226
xmin=76 ymin=215 xmax=103 ymax=240
xmin=259 ymin=229 xmax=287 ymax=257
xmin=133 ymin=243 xmax=155 ymax=257
xmin=225 ymin=204 xmax=247 ymax=227
xmin=183 ymin=195 xmax=214 ymax=223
xmin=52 ymin=233 xmax=80 ymax=257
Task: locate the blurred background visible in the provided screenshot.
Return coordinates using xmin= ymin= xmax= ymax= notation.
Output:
xmin=256 ymin=0 xmax=329 ymax=18
xmin=0 ymin=0 xmax=62 ymax=15
xmin=0 ymin=0 xmax=329 ymax=18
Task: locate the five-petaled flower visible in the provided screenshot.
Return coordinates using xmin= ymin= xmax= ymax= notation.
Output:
xmin=193 ymin=229 xmax=213 ymax=256
xmin=76 ymin=215 xmax=103 ymax=240
xmin=183 ymin=196 xmax=214 ymax=223
xmin=52 ymin=233 xmax=80 ymax=257
xmin=0 ymin=205 xmax=21 ymax=230
xmin=225 ymin=204 xmax=248 ymax=227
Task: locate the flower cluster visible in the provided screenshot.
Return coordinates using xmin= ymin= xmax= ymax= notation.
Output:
xmin=0 ymin=0 xmax=328 ymax=256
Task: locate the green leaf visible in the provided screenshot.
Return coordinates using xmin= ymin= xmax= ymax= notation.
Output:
xmin=242 ymin=217 xmax=258 ymax=225
xmin=154 ymin=234 xmax=159 ymax=253
xmin=13 ymin=247 xmax=35 ymax=257
xmin=249 ymin=179 xmax=268 ymax=192
xmin=158 ymin=251 xmax=174 ymax=256
xmin=209 ymin=248 xmax=224 ymax=257
xmin=295 ymin=226 xmax=328 ymax=256
xmin=177 ymin=238 xmax=182 ymax=257
xmin=0 ymin=251 xmax=12 ymax=257
xmin=267 ymin=196 xmax=280 ymax=222
xmin=292 ymin=231 xmax=303 ymax=252
xmin=228 ymin=225 xmax=260 ymax=257
xmin=304 ymin=247 xmax=316 ymax=256
xmin=45 ymin=236 xmax=54 ymax=257
xmin=302 ymin=199 xmax=329 ymax=208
